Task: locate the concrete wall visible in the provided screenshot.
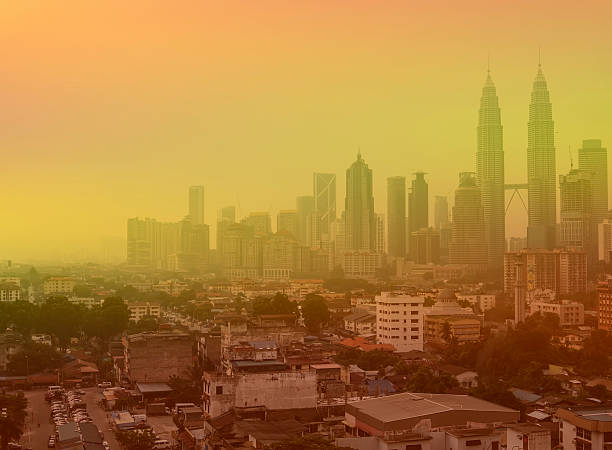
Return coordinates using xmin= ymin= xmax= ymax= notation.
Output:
xmin=203 ymin=370 xmax=317 ymax=417
xmin=126 ymin=335 xmax=193 ymax=383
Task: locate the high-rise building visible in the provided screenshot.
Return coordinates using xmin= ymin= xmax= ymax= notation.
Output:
xmin=376 ymin=292 xmax=424 ymax=352
xmin=559 ymin=169 xmax=594 ymax=260
xmin=527 ymin=63 xmax=556 ymax=250
xmin=277 ymin=210 xmax=298 ymax=238
xmin=503 ymin=248 xmax=587 ymax=297
xmin=222 ymin=223 xmax=262 ymax=280
xmin=216 ymin=206 xmax=236 ymax=257
xmin=375 ymin=213 xmax=385 ymax=255
xmin=387 ymin=177 xmax=406 ymax=257
xmin=578 ymin=139 xmax=608 ymax=225
xmin=345 ymin=153 xmax=375 ymax=251
xmin=597 ymin=279 xmax=612 ymax=332
xmin=189 ymin=186 xmax=205 ymax=226
xmin=296 ymin=195 xmax=315 ymax=246
xmin=598 ymin=219 xmax=612 ymax=263
xmin=408 ymin=172 xmax=428 ymax=236
xmin=410 ymin=227 xmax=440 ymax=264
xmin=262 ymin=233 xmax=300 ymax=281
xmin=242 ymin=212 xmax=272 ymax=235
xmin=448 ymin=173 xmax=487 ymax=270
xmin=476 ymin=70 xmax=505 ymax=271
xmin=313 ymin=173 xmax=336 ymax=237
xmin=433 ymin=196 xmax=449 ymax=230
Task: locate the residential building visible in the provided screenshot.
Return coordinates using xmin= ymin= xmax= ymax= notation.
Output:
xmin=448 ymin=172 xmax=487 ymax=271
xmin=456 ymin=293 xmax=496 ymax=312
xmin=216 ymin=205 xmax=236 ymax=257
xmin=530 ymin=300 xmax=584 ymax=326
xmin=68 ymin=297 xmax=102 ymax=308
xmin=0 ymin=283 xmax=21 ymax=302
xmin=152 ymin=280 xmax=189 ymax=297
xmin=262 ymin=232 xmax=300 ymax=281
xmin=376 ymin=292 xmax=424 ymax=352
xmin=387 ymin=176 xmax=406 ymax=257
xmin=344 ymin=310 xmax=376 ymax=335
xmin=222 ymin=223 xmax=263 ymax=280
xmin=598 ymin=279 xmax=612 ymax=332
xmin=504 ymin=248 xmax=587 ymax=296
xmin=345 ymin=153 xmax=375 ymax=251
xmin=43 ymin=277 xmax=75 ymax=295
xmin=527 ymin=63 xmax=556 ymax=250
xmin=128 ymin=302 xmax=161 ymax=322
xmin=0 ymin=332 xmax=24 ymax=371
xmin=342 ymin=251 xmax=379 ymax=280
xmin=121 ymin=332 xmax=193 ymax=383
xmin=424 ymin=290 xmax=481 ymax=343
xmin=476 ymin=69 xmax=505 ymax=273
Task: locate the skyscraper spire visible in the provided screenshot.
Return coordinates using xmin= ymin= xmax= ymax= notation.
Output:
xmin=476 ymin=69 xmax=505 ymax=272
xmin=527 ymin=62 xmax=556 ymax=249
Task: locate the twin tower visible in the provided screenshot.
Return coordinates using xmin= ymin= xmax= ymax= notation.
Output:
xmin=477 ymin=63 xmax=555 ymax=271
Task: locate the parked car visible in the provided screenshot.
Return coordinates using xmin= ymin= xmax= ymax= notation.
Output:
xmin=98 ymin=381 xmax=112 ymax=388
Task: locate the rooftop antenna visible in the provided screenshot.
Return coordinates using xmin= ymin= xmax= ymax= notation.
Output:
xmin=538 ymin=47 xmax=542 ymax=67
xmin=487 ymin=52 xmax=490 ymax=73
xmin=569 ymin=145 xmax=573 ymax=170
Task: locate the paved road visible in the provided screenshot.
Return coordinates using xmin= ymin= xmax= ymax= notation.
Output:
xmin=20 ymin=387 xmax=120 ymax=449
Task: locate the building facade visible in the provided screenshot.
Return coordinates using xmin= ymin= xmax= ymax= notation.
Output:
xmin=387 ymin=176 xmax=406 ymax=257
xmin=376 ymin=292 xmax=424 ymax=352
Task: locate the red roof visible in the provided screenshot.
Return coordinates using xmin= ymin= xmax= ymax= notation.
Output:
xmin=339 ymin=336 xmax=395 ymax=352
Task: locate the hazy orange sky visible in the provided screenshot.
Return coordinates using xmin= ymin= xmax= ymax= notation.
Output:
xmin=2 ymin=0 xmax=611 ymax=262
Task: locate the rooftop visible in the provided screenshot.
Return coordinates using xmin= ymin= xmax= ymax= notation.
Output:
xmin=136 ymin=383 xmax=173 ymax=394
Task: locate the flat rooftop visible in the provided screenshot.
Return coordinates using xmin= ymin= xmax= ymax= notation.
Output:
xmin=346 ymin=393 xmax=518 ymax=431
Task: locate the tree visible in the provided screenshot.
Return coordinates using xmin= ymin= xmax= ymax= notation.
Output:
xmin=7 ymin=343 xmax=62 ymax=376
xmin=301 ymin=294 xmax=329 ymax=333
xmin=38 ymin=297 xmax=83 ymax=349
xmin=441 ymin=321 xmax=452 ymax=342
xmin=98 ymin=297 xmax=130 ymax=340
xmin=0 ymin=391 xmax=27 ymax=450
xmin=252 ymin=293 xmax=298 ymax=316
xmin=116 ymin=430 xmax=157 ymax=450
xmin=168 ymin=375 xmax=201 ymax=406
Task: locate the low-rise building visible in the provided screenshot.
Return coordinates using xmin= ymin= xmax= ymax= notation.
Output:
xmin=122 ymin=332 xmax=193 ymax=383
xmin=128 ymin=302 xmax=161 ymax=322
xmin=530 ymin=299 xmax=584 ymax=326
xmin=344 ymin=310 xmax=376 ymax=335
xmin=424 ymin=290 xmax=481 ymax=343
xmin=153 ymin=280 xmax=189 ymax=297
xmin=344 ymin=393 xmax=519 ymax=436
xmin=456 ymin=293 xmax=496 ymax=312
xmin=0 ymin=283 xmax=21 ymax=302
xmin=0 ymin=332 xmax=24 ymax=371
xmin=557 ymin=407 xmax=612 ymax=449
xmin=43 ymin=277 xmax=75 ymax=295
xmin=69 ymin=297 xmax=102 ymax=308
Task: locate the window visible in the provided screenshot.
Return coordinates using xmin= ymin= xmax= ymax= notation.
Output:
xmin=466 ymin=440 xmax=481 ymax=447
xmin=405 ymin=445 xmax=421 ymax=450
xmin=491 ymin=442 xmax=499 ymax=450
xmin=215 ymin=386 xmax=223 ymax=395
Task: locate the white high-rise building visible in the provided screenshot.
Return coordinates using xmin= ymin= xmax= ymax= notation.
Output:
xmin=376 ymin=292 xmax=424 ymax=352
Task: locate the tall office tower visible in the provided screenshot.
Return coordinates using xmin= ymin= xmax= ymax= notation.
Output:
xmin=598 ymin=219 xmax=612 ymax=263
xmin=313 ymin=173 xmax=336 ymax=236
xmin=448 ymin=173 xmax=487 ymax=270
xmin=410 ymin=227 xmax=440 ymax=264
xmin=375 ymin=213 xmax=385 ymax=255
xmin=277 ymin=210 xmax=298 ymax=238
xmin=242 ymin=212 xmax=272 ymax=235
xmin=216 ymin=206 xmax=236 ymax=257
xmin=527 ymin=63 xmax=556 ymax=250
xmin=433 ymin=196 xmax=449 ymax=230
xmin=127 ymin=217 xmax=153 ymax=266
xmin=345 ymin=152 xmax=375 ymax=251
xmin=387 ymin=176 xmax=406 ymax=257
xmin=408 ymin=172 xmax=428 ymax=236
xmin=514 ymin=262 xmax=527 ymax=324
xmin=578 ymin=139 xmax=608 ymax=224
xmin=189 ymin=186 xmax=205 ymax=225
xmin=296 ymin=195 xmax=315 ymax=246
xmin=559 ymin=169 xmax=594 ymax=259
xmin=476 ymin=70 xmax=505 ymax=271
xmin=222 ymin=223 xmax=263 ymax=280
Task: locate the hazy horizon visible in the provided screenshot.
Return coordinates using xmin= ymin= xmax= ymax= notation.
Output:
xmin=3 ymin=0 xmax=612 ymax=262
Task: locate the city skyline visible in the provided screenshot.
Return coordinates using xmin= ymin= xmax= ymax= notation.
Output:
xmin=3 ymin=1 xmax=612 ymax=261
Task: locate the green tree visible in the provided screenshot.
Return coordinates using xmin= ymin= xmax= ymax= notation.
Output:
xmin=0 ymin=391 xmax=27 ymax=450
xmin=441 ymin=321 xmax=452 ymax=342
xmin=301 ymin=294 xmax=329 ymax=333
xmin=39 ymin=296 xmax=83 ymax=349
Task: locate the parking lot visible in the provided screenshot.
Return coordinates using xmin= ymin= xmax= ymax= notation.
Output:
xmin=21 ymin=386 xmax=120 ymax=449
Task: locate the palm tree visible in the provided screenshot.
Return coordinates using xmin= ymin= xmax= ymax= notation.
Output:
xmin=0 ymin=392 xmax=27 ymax=450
